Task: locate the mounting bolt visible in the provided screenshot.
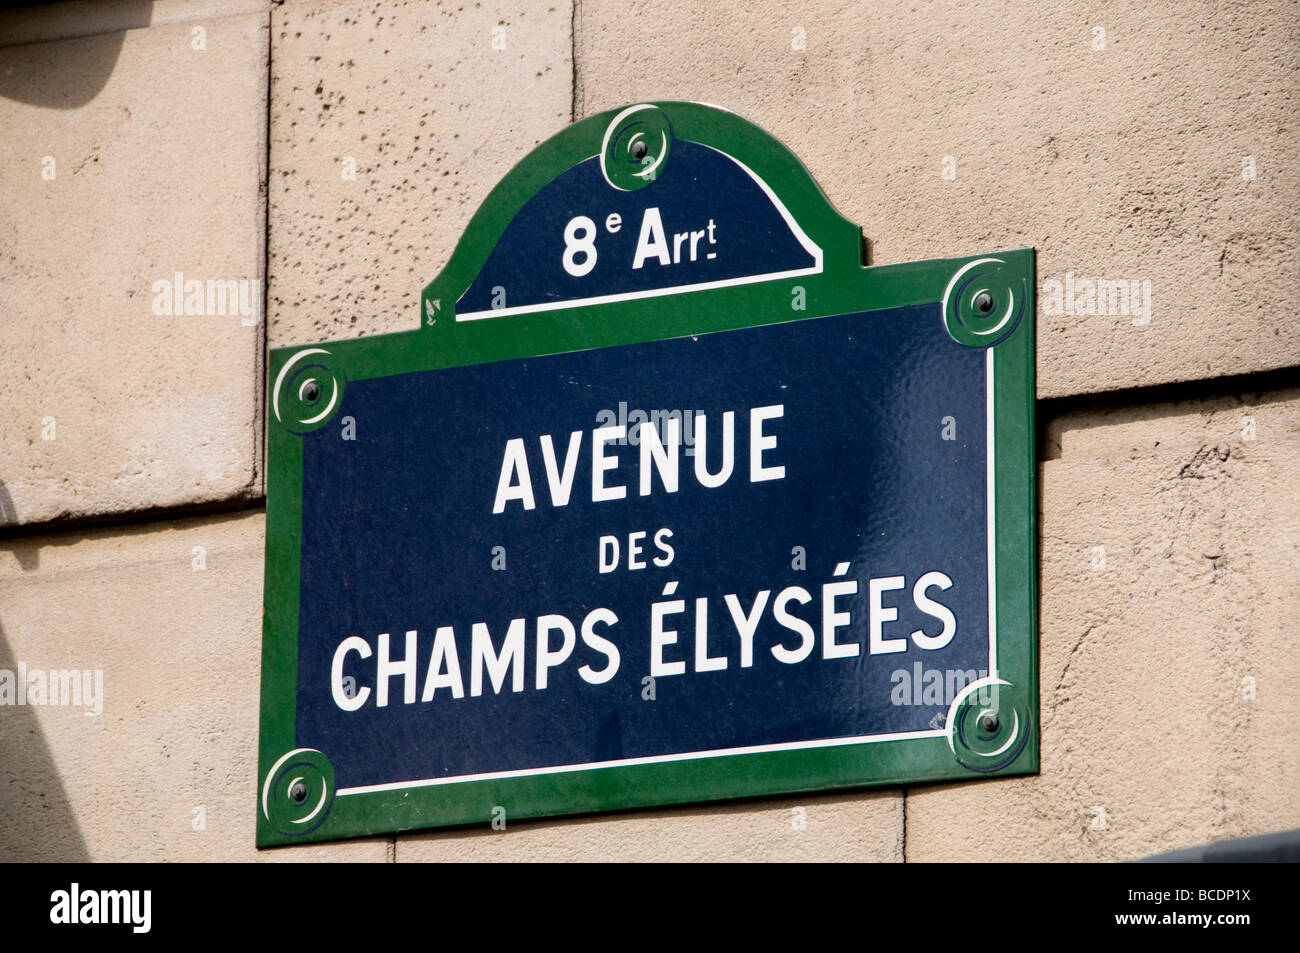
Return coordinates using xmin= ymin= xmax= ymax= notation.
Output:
xmin=979 ymin=711 xmax=1000 ymax=733
xmin=974 ymin=292 xmax=994 ymax=314
xmin=290 ymin=781 xmax=308 ymax=803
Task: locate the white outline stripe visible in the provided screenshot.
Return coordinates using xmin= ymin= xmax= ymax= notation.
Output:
xmin=457 ymin=265 xmax=822 ymax=321
xmin=986 ymin=347 xmax=997 ymax=678
xmin=696 ymin=143 xmax=824 ymax=267
xmin=338 ymin=729 xmax=947 ymax=797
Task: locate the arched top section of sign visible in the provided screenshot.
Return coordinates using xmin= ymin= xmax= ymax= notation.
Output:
xmin=422 ymin=101 xmax=862 ymax=326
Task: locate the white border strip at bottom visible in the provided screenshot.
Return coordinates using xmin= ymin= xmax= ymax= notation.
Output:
xmin=337 ymin=728 xmax=947 ymax=797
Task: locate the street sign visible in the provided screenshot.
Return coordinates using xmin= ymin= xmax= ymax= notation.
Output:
xmin=258 ymin=102 xmax=1038 ymax=847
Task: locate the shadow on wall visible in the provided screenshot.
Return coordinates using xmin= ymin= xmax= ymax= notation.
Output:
xmin=0 ymin=618 xmax=91 ymax=861
xmin=0 ymin=0 xmax=153 ymax=108
xmin=0 ymin=0 xmax=142 ymax=858
xmin=0 ymin=482 xmax=38 ymax=569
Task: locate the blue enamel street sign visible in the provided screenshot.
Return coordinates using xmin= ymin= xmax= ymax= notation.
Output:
xmin=257 ymin=102 xmax=1038 ymax=846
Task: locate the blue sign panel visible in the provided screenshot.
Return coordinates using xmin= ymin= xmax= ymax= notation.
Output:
xmin=297 ymin=305 xmax=994 ymax=792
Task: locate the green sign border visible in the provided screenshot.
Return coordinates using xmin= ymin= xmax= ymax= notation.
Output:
xmin=258 ymin=101 xmax=1037 ymax=847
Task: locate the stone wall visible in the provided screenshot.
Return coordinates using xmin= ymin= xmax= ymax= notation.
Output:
xmin=2 ymin=0 xmax=1296 ymax=861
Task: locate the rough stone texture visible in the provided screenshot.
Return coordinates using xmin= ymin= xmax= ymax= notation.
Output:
xmin=267 ymin=0 xmax=572 ymax=348
xmin=575 ymin=0 xmax=1300 ymax=399
xmin=906 ymin=387 xmax=1300 ymax=861
xmin=0 ymin=510 xmax=387 ymax=861
xmin=0 ymin=12 xmax=268 ymax=529
xmin=397 ymin=789 xmax=902 ymax=861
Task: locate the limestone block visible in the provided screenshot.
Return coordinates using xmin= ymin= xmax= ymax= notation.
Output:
xmin=575 ymin=0 xmax=1300 ymax=398
xmin=0 ymin=12 xmax=269 ymax=528
xmin=267 ymin=0 xmax=572 ymax=346
xmin=0 ymin=510 xmax=388 ymax=861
